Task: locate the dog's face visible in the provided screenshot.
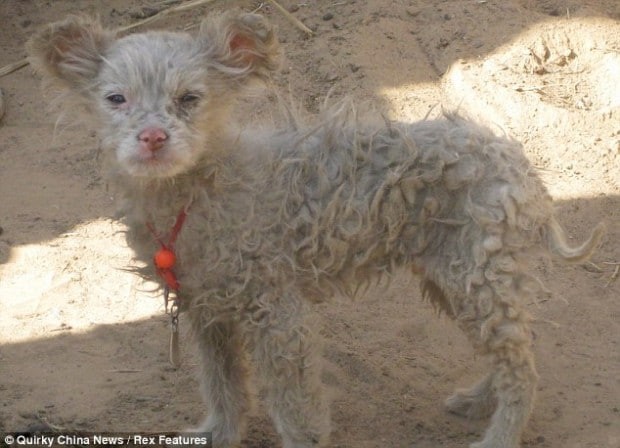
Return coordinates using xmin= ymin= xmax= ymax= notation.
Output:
xmin=96 ymin=32 xmax=210 ymax=178
xmin=27 ymin=13 xmax=278 ymax=179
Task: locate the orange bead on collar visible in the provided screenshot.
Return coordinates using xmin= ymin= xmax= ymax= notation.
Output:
xmin=154 ymin=248 xmax=176 ymax=270
xmin=146 ymin=208 xmax=188 ymax=293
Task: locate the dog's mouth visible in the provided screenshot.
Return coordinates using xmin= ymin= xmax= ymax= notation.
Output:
xmin=123 ymin=146 xmax=190 ymax=178
xmin=113 ymin=127 xmax=201 ymax=179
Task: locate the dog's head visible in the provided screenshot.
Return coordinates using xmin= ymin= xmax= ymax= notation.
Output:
xmin=27 ymin=12 xmax=279 ymax=179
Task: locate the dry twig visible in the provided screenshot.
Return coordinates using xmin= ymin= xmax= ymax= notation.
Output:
xmin=267 ymin=0 xmax=314 ymax=35
xmin=0 ymin=59 xmax=28 ymax=78
xmin=117 ymin=0 xmax=221 ymax=32
xmin=604 ymin=264 xmax=619 ymax=288
xmin=584 ymin=261 xmax=604 ymax=273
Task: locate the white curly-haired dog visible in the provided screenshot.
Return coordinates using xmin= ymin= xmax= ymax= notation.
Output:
xmin=27 ymin=11 xmax=604 ymax=448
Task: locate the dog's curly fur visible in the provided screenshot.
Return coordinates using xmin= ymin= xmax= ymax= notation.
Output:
xmin=27 ymin=11 xmax=604 ymax=448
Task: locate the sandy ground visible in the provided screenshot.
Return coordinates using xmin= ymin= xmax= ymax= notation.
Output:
xmin=0 ymin=1 xmax=619 ymax=447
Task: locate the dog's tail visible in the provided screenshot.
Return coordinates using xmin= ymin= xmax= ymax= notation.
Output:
xmin=545 ymin=218 xmax=605 ymax=263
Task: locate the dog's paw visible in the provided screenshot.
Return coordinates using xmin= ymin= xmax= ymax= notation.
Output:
xmin=469 ymin=440 xmax=520 ymax=448
xmin=445 ymin=389 xmax=496 ymax=419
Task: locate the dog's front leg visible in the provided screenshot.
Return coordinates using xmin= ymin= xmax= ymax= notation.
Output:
xmin=191 ymin=320 xmax=251 ymax=447
xmin=249 ymin=295 xmax=330 ymax=448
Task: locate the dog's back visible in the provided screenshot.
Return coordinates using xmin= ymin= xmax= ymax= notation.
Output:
xmin=245 ymin=108 xmax=598 ymax=302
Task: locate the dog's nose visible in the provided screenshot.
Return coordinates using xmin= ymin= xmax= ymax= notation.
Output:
xmin=138 ymin=127 xmax=169 ymax=152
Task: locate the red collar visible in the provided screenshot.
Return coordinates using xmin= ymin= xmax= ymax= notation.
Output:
xmin=146 ymin=208 xmax=188 ymax=291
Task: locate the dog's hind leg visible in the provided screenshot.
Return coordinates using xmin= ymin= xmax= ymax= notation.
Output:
xmin=470 ymin=310 xmax=538 ymax=448
xmin=248 ymin=295 xmax=330 ymax=448
xmin=422 ymin=279 xmax=498 ymax=420
xmin=462 ymin=290 xmax=537 ymax=447
xmin=192 ymin=320 xmax=252 ymax=447
xmin=424 ymin=263 xmax=537 ymax=448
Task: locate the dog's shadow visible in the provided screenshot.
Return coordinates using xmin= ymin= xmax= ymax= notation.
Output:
xmin=0 ymin=294 xmax=478 ymax=447
xmin=1 ymin=191 xmax=617 ymax=446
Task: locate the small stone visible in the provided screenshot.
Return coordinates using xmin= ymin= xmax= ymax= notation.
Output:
xmin=322 ymin=12 xmax=334 ymax=21
xmin=130 ymin=6 xmax=159 ymax=20
xmin=437 ymin=37 xmax=450 ymax=49
xmin=324 ymin=71 xmax=340 ymax=82
xmin=406 ymin=8 xmax=421 ymax=17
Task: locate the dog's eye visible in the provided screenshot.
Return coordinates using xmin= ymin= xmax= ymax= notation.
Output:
xmin=106 ymin=94 xmax=127 ymax=105
xmin=179 ymin=93 xmax=201 ymax=104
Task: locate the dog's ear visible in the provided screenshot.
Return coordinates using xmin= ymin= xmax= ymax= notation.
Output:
xmin=26 ymin=15 xmax=115 ymax=90
xmin=199 ymin=12 xmax=279 ymax=81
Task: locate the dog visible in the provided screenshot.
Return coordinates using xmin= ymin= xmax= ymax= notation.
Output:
xmin=27 ymin=11 xmax=604 ymax=448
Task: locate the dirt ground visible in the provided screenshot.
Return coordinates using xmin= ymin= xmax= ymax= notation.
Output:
xmin=0 ymin=1 xmax=619 ymax=447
